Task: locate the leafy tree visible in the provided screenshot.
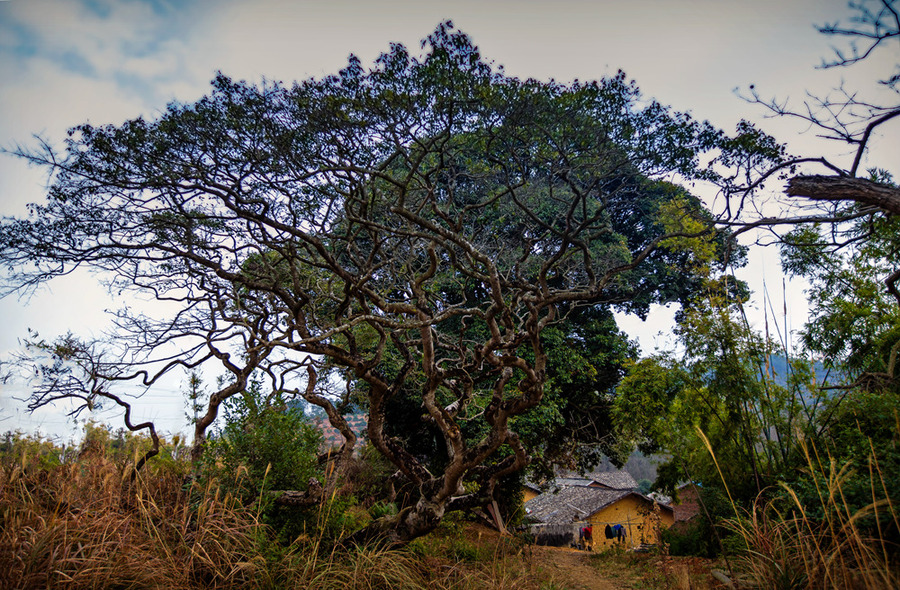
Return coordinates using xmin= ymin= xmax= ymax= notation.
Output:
xmin=521 ymin=304 xmax=638 ymax=475
xmin=0 ymin=24 xmax=734 ymax=543
xmin=781 ymin=201 xmax=900 ymax=391
xmin=778 ymin=181 xmax=900 ymax=543
xmin=643 ymin=2 xmax=900 ymax=538
xmin=613 ymin=276 xmax=825 ymax=502
xmin=203 ymin=380 xmax=326 ymax=541
xmin=206 ymin=380 xmax=322 ymax=498
xmin=731 ymin=1 xmax=900 ymax=532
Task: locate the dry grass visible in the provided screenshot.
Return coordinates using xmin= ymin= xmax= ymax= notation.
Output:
xmin=714 ymin=439 xmax=900 ymax=590
xmin=586 ymin=550 xmax=721 ymax=590
xmin=0 ymin=446 xmax=545 ymax=590
xmin=0 ymin=451 xmax=272 ymax=589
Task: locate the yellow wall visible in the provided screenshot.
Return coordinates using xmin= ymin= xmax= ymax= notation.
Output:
xmin=523 ymin=487 xmax=540 ymax=503
xmin=584 ymin=495 xmax=674 ymax=550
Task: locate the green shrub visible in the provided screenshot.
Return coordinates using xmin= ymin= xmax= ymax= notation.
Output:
xmin=206 ymin=383 xmax=322 ymax=495
xmin=203 ymin=381 xmax=325 ymax=541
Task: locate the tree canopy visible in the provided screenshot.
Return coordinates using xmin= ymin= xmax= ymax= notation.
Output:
xmin=0 ymin=24 xmax=736 ymax=543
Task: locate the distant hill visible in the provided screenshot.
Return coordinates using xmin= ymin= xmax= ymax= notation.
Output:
xmin=766 ymin=354 xmax=842 ymax=388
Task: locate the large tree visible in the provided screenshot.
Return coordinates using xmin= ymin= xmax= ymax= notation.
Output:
xmin=0 ymin=24 xmax=728 ymax=543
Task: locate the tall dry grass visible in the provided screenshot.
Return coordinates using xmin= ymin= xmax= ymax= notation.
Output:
xmin=0 ymin=449 xmax=274 ymax=588
xmin=698 ymin=430 xmax=899 ymax=590
xmin=0 ymin=444 xmax=540 ymax=590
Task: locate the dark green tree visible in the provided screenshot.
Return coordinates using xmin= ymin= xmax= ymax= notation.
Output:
xmin=0 ymin=24 xmax=733 ymax=543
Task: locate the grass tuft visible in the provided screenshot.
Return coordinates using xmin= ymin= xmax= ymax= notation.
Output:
xmin=718 ymin=438 xmax=899 ymax=590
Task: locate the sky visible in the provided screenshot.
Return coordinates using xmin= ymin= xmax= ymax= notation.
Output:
xmin=0 ymin=0 xmax=897 ymax=442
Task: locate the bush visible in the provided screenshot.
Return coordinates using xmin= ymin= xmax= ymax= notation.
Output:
xmin=662 ymin=519 xmax=704 ymax=557
xmin=203 ymin=382 xmax=325 ymax=541
xmin=662 ymin=486 xmax=734 ymax=557
xmin=206 ymin=383 xmax=322 ymax=495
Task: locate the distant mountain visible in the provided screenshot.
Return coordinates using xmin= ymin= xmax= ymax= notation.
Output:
xmin=765 ymin=354 xmax=842 ymax=388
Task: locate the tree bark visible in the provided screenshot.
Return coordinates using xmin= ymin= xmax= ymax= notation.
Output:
xmin=344 ymin=497 xmax=448 ymax=547
xmin=786 ymin=175 xmax=900 ymax=216
xmin=270 ymin=478 xmax=324 ymax=508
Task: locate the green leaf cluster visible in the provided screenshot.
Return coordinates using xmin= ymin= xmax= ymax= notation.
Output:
xmin=205 ymin=381 xmax=322 ymax=498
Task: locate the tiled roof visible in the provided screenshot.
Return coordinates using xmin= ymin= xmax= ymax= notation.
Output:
xmin=524 ymin=487 xmax=630 ymax=524
xmin=556 ymin=468 xmax=638 ymax=490
xmin=554 ymin=477 xmax=598 ymax=488
xmin=588 ymin=470 xmax=637 ymax=490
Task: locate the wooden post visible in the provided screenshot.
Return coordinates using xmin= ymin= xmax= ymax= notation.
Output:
xmin=487 ymin=500 xmax=509 ymax=535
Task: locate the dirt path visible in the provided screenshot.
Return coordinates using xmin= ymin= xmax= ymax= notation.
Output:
xmin=529 ymin=545 xmax=633 ymax=590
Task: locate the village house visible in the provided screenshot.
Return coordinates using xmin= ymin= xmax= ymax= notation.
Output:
xmin=524 ymin=485 xmax=674 ymax=550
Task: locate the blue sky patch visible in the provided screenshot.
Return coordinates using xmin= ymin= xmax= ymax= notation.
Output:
xmin=80 ymin=0 xmax=113 ymax=19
